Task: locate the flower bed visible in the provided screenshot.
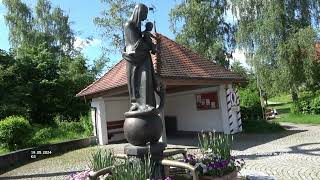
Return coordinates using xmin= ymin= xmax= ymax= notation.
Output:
xmin=66 ymin=131 xmax=244 ymax=180
xmin=184 ymin=153 xmax=243 ymax=178
xmin=183 ymin=131 xmax=245 ymax=180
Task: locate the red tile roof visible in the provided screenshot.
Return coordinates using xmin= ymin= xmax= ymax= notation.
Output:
xmin=158 ymin=35 xmax=244 ymax=80
xmin=77 ymin=34 xmax=245 ymax=97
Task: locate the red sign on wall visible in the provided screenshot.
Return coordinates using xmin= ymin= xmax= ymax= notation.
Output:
xmin=195 ymin=92 xmax=219 ymax=110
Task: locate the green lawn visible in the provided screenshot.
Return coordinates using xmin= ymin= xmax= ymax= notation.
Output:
xmin=269 ymin=94 xmax=292 ymax=103
xmin=0 ymin=146 xmax=10 ymax=155
xmin=0 ymin=121 xmax=92 ymax=156
xmin=277 ymin=112 xmax=320 ymax=124
xmin=269 ymin=95 xmax=320 ymax=125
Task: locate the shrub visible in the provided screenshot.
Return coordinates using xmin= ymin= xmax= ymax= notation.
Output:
xmin=80 ymin=115 xmax=93 ymax=136
xmin=311 ymin=96 xmax=320 ymax=114
xmin=53 ymin=114 xmax=92 ymax=136
xmin=28 ymin=127 xmax=54 ymax=145
xmin=296 ymin=99 xmax=312 ymax=114
xmin=0 ymin=116 xmax=32 ymax=150
xmin=59 ymin=121 xmax=84 ymax=133
xmin=291 ymin=100 xmax=301 ymax=114
xmin=239 ymin=88 xmax=263 ymax=121
xmin=291 ymin=94 xmax=320 ymax=115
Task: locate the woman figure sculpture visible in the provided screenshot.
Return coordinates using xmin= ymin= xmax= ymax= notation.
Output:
xmin=122 ymin=3 xmax=163 ymax=117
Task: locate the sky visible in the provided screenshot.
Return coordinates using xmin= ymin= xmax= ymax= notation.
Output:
xmin=0 ymin=0 xmax=179 ymax=64
xmin=0 ymin=0 xmax=247 ymax=67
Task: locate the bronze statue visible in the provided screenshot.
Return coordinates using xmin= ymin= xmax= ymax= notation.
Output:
xmin=122 ymin=4 xmax=164 ymax=146
xmin=122 ymin=4 xmax=163 ymax=117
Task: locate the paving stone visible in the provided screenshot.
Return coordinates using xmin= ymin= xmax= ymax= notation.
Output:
xmin=1 ymin=122 xmax=320 ymax=180
xmin=241 ymin=170 xmax=276 ymax=180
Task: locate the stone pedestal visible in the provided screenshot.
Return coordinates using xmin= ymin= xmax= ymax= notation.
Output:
xmin=124 ymin=142 xmax=166 ymax=160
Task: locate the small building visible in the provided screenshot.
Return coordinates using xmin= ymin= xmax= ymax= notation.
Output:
xmin=77 ymin=34 xmax=246 ymax=145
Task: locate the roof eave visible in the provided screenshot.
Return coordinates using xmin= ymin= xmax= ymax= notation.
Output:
xmin=76 ymin=85 xmax=128 ymax=99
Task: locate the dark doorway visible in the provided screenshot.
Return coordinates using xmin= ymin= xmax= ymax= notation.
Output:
xmin=165 ymin=116 xmax=177 ymax=136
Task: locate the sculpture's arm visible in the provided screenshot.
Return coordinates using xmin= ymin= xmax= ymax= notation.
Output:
xmin=150 ymin=33 xmax=156 ymax=39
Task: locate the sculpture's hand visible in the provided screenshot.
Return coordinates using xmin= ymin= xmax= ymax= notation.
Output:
xmin=151 ymin=49 xmax=157 ymax=55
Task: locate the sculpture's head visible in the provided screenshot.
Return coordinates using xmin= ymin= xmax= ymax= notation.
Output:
xmin=130 ymin=4 xmax=148 ymax=27
xmin=145 ymin=22 xmax=153 ymax=31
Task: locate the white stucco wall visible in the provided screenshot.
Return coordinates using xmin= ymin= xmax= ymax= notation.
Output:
xmin=92 ymin=85 xmax=231 ymax=144
xmin=91 ymin=97 xmax=108 ymax=145
xmin=104 ymin=97 xmax=130 ymax=142
xmin=165 ymin=86 xmax=225 ymax=132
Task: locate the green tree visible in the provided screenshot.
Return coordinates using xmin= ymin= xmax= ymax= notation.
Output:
xmin=169 ymin=0 xmax=235 ymax=67
xmin=231 ymin=0 xmax=320 ymax=102
xmin=0 ymin=50 xmax=28 ymax=119
xmin=94 ymin=0 xmax=135 ymax=54
xmin=230 ymin=60 xmax=248 ymax=79
xmin=2 ymin=0 xmax=104 ymax=123
xmin=3 ymin=0 xmax=75 ymax=56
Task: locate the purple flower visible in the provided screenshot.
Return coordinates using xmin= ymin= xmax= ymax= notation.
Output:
xmin=207 ymin=162 xmax=215 ymax=169
xmin=66 ymin=170 xmax=91 ymax=180
xmin=220 ymin=160 xmax=229 ymax=168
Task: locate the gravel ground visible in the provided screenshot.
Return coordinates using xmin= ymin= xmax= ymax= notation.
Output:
xmin=1 ymin=122 xmax=319 ymax=180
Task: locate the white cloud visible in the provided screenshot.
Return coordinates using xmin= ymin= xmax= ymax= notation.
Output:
xmin=74 ymin=36 xmax=101 ymax=51
xmin=230 ymin=48 xmax=250 ymax=69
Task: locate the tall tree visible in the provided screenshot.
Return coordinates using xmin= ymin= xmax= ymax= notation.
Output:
xmin=2 ymin=0 xmax=103 ymax=123
xmin=230 ymin=60 xmax=248 ymax=79
xmin=0 ymin=49 xmax=28 ymax=119
xmin=3 ymin=0 xmax=33 ymax=50
xmin=3 ymin=0 xmax=75 ymax=56
xmin=231 ymin=0 xmax=320 ymax=102
xmin=169 ymin=0 xmax=235 ymax=67
xmin=94 ymin=0 xmax=135 ymax=54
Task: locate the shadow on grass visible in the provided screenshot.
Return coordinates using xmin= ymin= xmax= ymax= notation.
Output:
xmin=268 ymin=102 xmax=292 ymax=114
xmin=268 ymin=102 xmax=291 ymax=107
xmin=276 ymin=107 xmax=291 ymax=114
xmin=0 ymin=170 xmax=81 ymax=179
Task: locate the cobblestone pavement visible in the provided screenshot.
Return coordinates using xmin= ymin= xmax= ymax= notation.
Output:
xmin=1 ymin=122 xmax=319 ymax=180
xmin=233 ymin=123 xmax=320 ymax=180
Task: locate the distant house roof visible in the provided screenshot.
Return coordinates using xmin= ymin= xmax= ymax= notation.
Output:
xmin=77 ymin=34 xmax=245 ymax=98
